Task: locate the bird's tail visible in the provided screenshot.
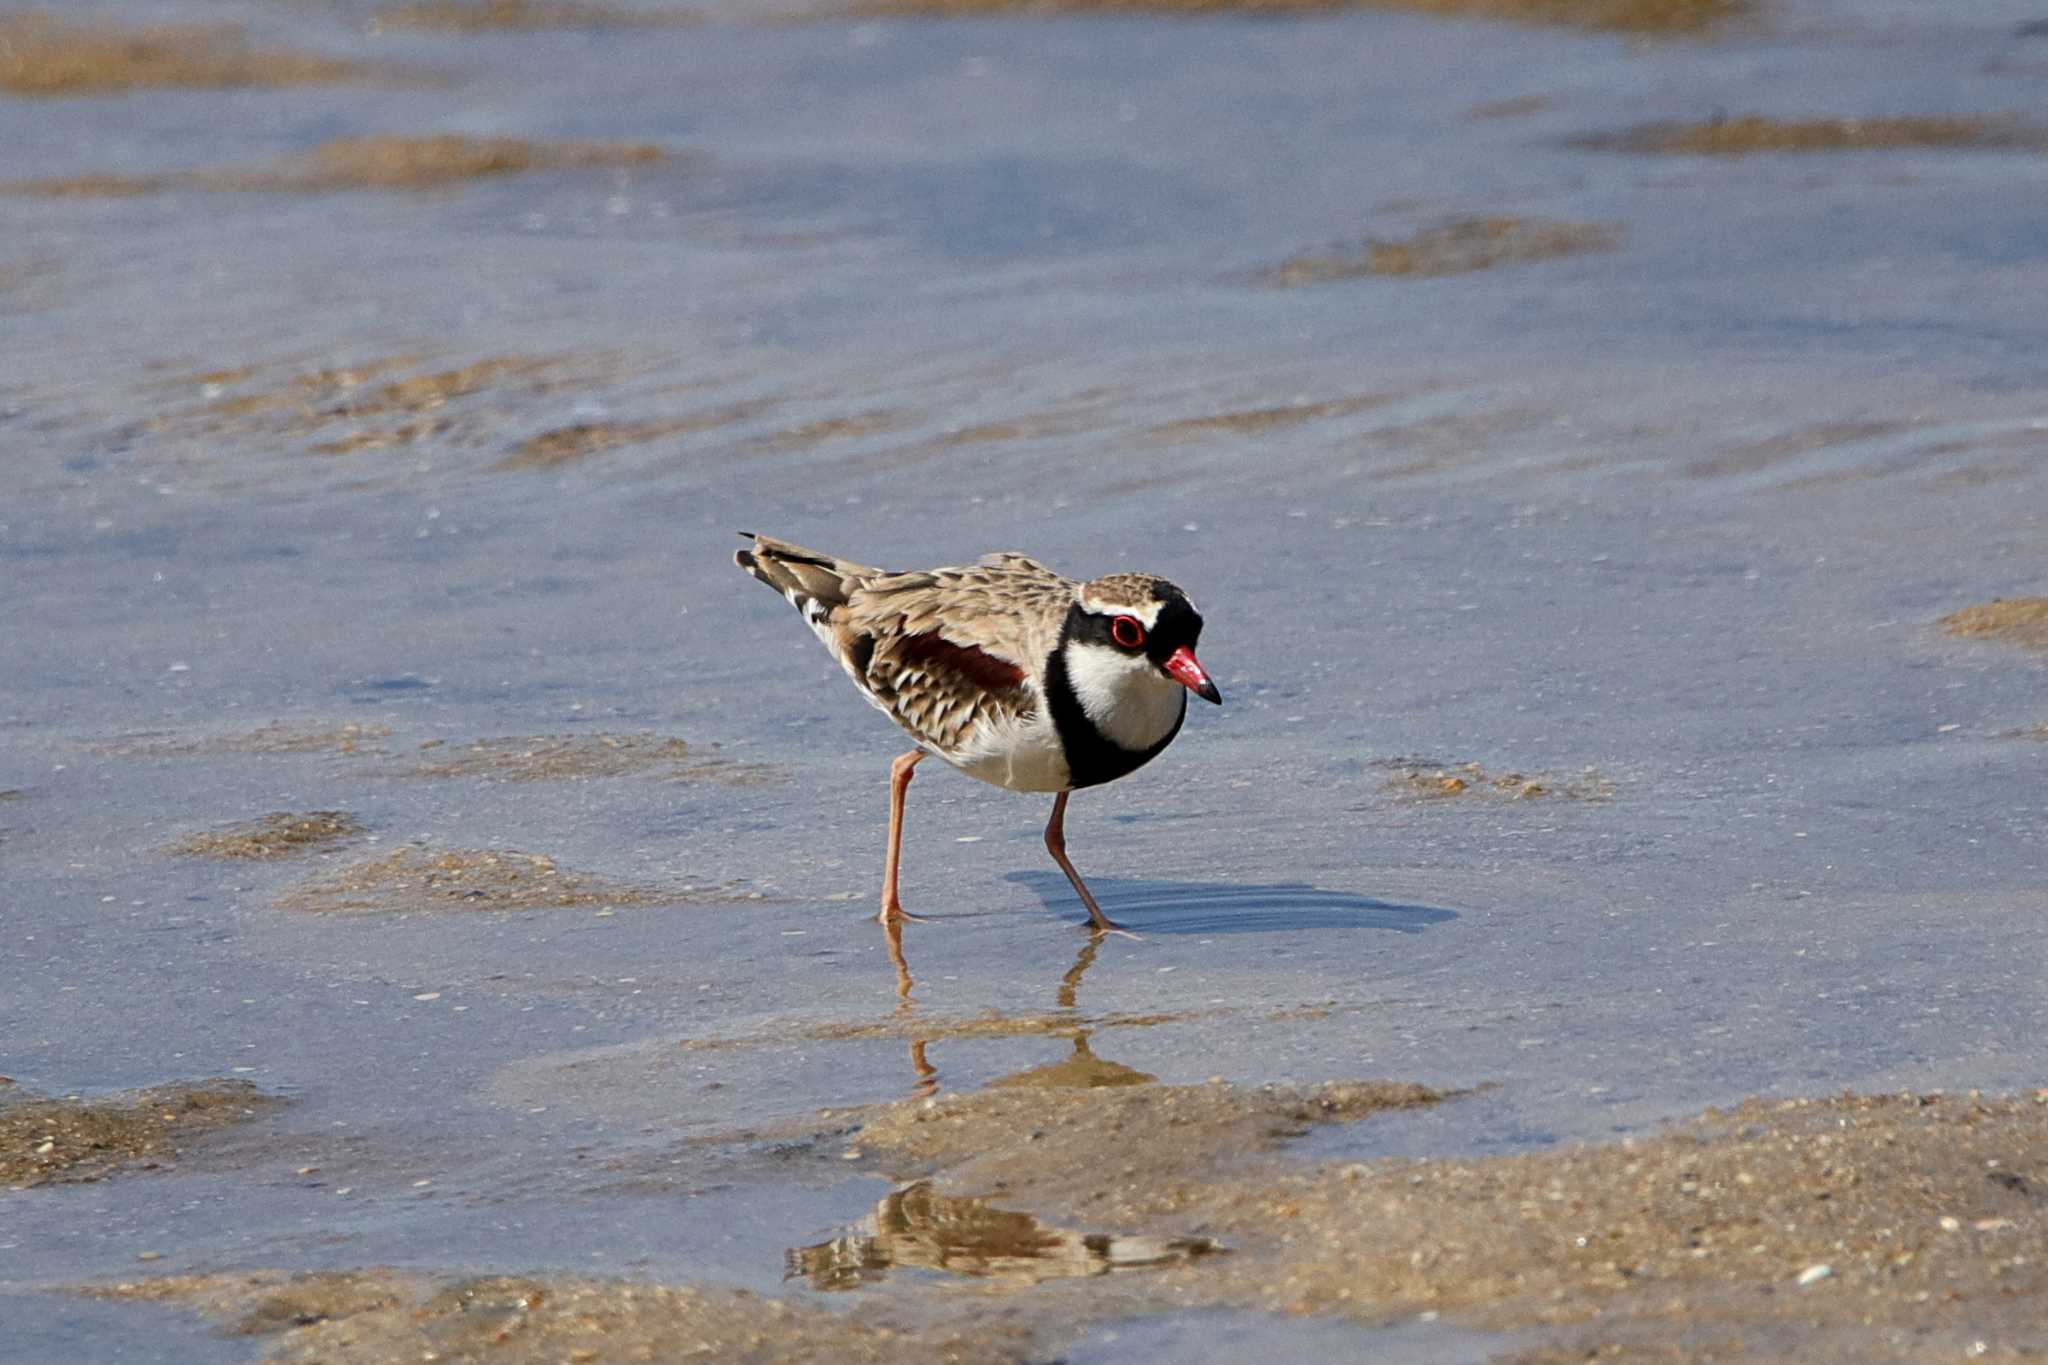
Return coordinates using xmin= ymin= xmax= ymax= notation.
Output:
xmin=734 ymin=533 xmax=885 ymax=628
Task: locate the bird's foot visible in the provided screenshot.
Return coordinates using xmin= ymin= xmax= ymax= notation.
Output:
xmin=877 ymin=904 xmax=935 ymax=926
xmin=1086 ymin=919 xmax=1142 ymax=942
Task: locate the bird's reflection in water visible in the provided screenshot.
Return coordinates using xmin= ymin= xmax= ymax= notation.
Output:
xmin=881 ymin=923 xmax=1150 ymax=1098
xmin=791 ymin=928 xmax=1217 ymax=1292
xmin=882 ymin=919 xmax=938 ymax=1098
xmin=1057 ymin=933 xmax=1099 ymax=1010
xmin=784 ymin=1180 xmax=1221 ymax=1291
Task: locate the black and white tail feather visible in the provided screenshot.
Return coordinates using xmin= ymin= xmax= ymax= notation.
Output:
xmin=734 ymin=532 xmax=880 ymax=642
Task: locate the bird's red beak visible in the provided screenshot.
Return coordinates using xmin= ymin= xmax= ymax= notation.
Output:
xmin=1163 ymin=645 xmax=1222 ymax=704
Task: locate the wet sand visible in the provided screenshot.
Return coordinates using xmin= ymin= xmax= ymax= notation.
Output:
xmin=0 ymin=1081 xmax=280 ymax=1189
xmin=49 ymin=1081 xmax=2048 ymax=1361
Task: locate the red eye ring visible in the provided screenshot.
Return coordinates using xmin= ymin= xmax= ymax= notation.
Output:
xmin=1110 ymin=615 xmax=1146 ymax=649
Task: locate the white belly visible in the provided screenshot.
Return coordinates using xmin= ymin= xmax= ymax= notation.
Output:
xmin=944 ymin=708 xmax=1072 ymax=793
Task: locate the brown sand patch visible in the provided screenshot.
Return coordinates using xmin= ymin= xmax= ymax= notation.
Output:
xmin=342 ymin=357 xmax=559 ymax=409
xmin=88 ymin=722 xmax=393 ymax=758
xmin=1940 ymin=597 xmax=2048 ymax=651
xmin=936 ymin=418 xmax=1067 ymax=444
xmin=0 ymin=1081 xmax=278 ymax=1188
xmin=1145 ymin=393 xmax=1395 ymax=440
xmin=853 ymin=1081 xmax=1451 ymax=1205
xmin=1379 ymin=758 xmax=1615 ymax=801
xmin=1582 ymin=113 xmax=2048 ymax=155
xmin=192 ymin=355 xmax=430 ymax=424
xmin=88 ymin=725 xmax=775 ymax=784
xmin=492 ymin=401 xmax=772 ymax=471
xmin=5 ymin=136 xmax=668 ymax=198
xmin=244 ymin=136 xmax=666 ymax=192
xmin=390 ymin=734 xmax=779 ymax=784
xmin=843 ymin=0 xmax=1747 ymax=34
xmin=1260 ymin=217 xmax=1620 ymax=286
xmin=86 ymin=1270 xmax=1036 ymax=1364
xmin=737 ymin=409 xmax=906 ymax=455
xmin=1191 ymin=1092 xmax=2048 ymax=1358
xmin=496 ymin=418 xmax=698 ymax=470
xmin=183 ymin=365 xmax=265 ymax=389
xmin=152 ymin=350 xmax=632 ymax=458
xmin=287 ymin=355 xmax=549 ymax=416
xmin=787 ymin=1181 xmax=1221 ymax=1290
xmin=14 ymin=173 xmax=161 ymax=198
xmin=309 ymin=418 xmax=451 ymax=454
xmin=278 ymin=847 xmax=702 ymax=913
xmin=165 ymin=811 xmax=366 ymax=860
xmin=375 ymin=0 xmax=698 ymax=30
xmin=0 ymin=14 xmax=370 ymax=96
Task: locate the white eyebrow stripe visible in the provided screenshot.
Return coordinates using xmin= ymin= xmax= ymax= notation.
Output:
xmin=1078 ymin=595 xmax=1163 ymax=626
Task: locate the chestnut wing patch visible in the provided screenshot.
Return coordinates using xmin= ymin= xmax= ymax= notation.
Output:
xmin=862 ymin=629 xmax=1034 ymax=753
xmin=892 ymin=630 xmax=1026 ymax=693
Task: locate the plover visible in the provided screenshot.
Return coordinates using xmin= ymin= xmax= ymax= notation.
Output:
xmin=735 ymin=533 xmax=1220 ymax=934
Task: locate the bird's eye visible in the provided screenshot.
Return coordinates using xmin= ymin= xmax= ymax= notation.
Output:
xmin=1110 ymin=615 xmax=1146 ymax=649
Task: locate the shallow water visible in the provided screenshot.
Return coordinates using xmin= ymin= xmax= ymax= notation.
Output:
xmin=4 ymin=0 xmax=2047 ymax=1359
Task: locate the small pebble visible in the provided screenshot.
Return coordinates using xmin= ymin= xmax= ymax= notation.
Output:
xmin=1795 ymin=1264 xmax=1833 ymax=1286
xmin=136 ymin=1251 xmax=162 ymax=1262
xmin=1940 ymin=1216 xmax=1962 ymax=1232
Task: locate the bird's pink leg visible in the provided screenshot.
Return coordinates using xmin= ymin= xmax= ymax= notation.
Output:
xmin=878 ymin=750 xmax=930 ymax=926
xmin=1043 ymin=791 xmax=1134 ymax=937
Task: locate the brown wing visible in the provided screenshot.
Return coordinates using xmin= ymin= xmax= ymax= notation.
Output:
xmin=860 ymin=630 xmax=1030 ymax=753
xmin=840 ymin=556 xmax=1072 ymax=753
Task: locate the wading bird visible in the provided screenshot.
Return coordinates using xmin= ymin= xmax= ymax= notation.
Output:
xmin=735 ymin=533 xmax=1220 ymax=934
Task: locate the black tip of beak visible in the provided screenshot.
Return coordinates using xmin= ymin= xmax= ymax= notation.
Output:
xmin=1198 ymin=680 xmax=1222 ymax=705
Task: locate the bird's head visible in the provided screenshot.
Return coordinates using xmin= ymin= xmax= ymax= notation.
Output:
xmin=1062 ymin=574 xmax=1222 ymax=718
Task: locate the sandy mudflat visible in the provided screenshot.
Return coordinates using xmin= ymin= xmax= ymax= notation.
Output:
xmin=54 ymin=1084 xmax=2048 ymax=1360
xmin=0 ymin=1082 xmax=280 ymax=1188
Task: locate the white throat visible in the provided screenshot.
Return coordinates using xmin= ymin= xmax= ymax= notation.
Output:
xmin=1061 ymin=641 xmax=1186 ymax=753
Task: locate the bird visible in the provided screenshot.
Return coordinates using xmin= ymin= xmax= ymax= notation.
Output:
xmin=734 ymin=533 xmax=1220 ymax=935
